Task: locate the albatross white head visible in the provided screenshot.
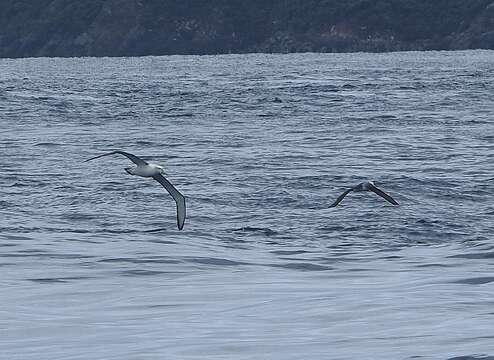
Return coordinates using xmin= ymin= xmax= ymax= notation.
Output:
xmin=355 ymin=181 xmax=375 ymax=191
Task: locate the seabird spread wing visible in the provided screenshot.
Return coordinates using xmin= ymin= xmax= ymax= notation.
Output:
xmin=369 ymin=184 xmax=399 ymax=205
xmin=330 ymin=188 xmax=353 ymax=207
xmin=153 ymin=173 xmax=186 ymax=230
xmin=84 ymin=151 xmax=148 ymax=166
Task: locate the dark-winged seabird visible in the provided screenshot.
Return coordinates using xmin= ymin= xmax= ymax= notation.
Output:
xmin=330 ymin=181 xmax=399 ymax=207
xmin=85 ymin=150 xmax=186 ymax=230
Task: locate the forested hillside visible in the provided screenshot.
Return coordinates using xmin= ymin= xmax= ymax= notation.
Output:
xmin=1 ymin=0 xmax=494 ymax=57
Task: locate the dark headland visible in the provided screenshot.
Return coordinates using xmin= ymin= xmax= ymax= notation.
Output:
xmin=2 ymin=0 xmax=494 ymax=58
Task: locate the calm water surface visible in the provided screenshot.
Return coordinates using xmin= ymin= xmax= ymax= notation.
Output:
xmin=1 ymin=51 xmax=494 ymax=359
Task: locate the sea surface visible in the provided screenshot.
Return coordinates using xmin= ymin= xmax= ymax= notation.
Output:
xmin=1 ymin=51 xmax=494 ymax=360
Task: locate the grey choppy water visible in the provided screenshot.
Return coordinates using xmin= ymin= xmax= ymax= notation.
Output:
xmin=1 ymin=51 xmax=494 ymax=359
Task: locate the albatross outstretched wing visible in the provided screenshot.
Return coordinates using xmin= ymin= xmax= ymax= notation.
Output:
xmin=329 ymin=188 xmax=353 ymax=207
xmin=369 ymin=184 xmax=399 ymax=205
xmin=84 ymin=151 xmax=148 ymax=166
xmin=152 ymin=173 xmax=186 ymax=230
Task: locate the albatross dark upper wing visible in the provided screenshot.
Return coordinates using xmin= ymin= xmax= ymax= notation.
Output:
xmin=152 ymin=173 xmax=186 ymax=230
xmin=84 ymin=151 xmax=148 ymax=166
xmin=369 ymin=184 xmax=399 ymax=205
xmin=329 ymin=188 xmax=353 ymax=207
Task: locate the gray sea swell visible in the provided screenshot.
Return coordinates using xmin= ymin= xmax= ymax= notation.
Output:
xmin=1 ymin=51 xmax=494 ymax=359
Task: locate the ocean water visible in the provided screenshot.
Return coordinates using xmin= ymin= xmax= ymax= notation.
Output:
xmin=1 ymin=51 xmax=493 ymax=360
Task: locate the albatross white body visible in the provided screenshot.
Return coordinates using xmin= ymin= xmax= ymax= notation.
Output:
xmin=125 ymin=163 xmax=164 ymax=177
xmin=85 ymin=150 xmax=186 ymax=230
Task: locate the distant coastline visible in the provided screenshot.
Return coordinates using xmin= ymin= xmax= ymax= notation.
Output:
xmin=1 ymin=0 xmax=494 ymax=58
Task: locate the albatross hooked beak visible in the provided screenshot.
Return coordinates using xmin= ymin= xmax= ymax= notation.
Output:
xmin=156 ymin=166 xmax=168 ymax=176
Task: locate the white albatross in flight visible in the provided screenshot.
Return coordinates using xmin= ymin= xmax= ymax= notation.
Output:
xmin=330 ymin=181 xmax=399 ymax=207
xmin=85 ymin=150 xmax=186 ymax=230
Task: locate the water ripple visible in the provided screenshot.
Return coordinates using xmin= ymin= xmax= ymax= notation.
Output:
xmin=1 ymin=51 xmax=493 ymax=359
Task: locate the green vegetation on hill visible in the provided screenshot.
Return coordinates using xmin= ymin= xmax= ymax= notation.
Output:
xmin=1 ymin=0 xmax=494 ymax=57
